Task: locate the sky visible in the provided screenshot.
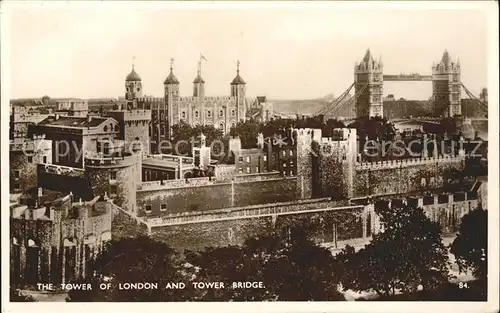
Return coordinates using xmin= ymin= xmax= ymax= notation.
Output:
xmin=6 ymin=2 xmax=491 ymax=100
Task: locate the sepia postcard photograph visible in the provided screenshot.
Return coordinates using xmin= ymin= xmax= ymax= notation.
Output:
xmin=1 ymin=1 xmax=499 ymax=313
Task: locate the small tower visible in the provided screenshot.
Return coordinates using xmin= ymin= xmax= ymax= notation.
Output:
xmin=192 ymin=133 xmax=211 ymax=169
xmin=164 ymin=58 xmax=180 ymax=139
xmin=354 ymin=49 xmax=384 ymax=118
xmin=231 ymin=60 xmax=247 ymax=121
xmin=432 ymin=49 xmax=461 ymax=117
xmin=125 ymin=57 xmax=143 ymax=108
xmin=193 ymin=55 xmax=206 ymax=98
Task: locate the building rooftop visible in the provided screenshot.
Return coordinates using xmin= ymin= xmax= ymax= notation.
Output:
xmin=38 ymin=115 xmax=111 ymax=128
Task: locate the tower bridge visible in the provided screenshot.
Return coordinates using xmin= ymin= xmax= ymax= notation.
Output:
xmin=311 ymin=49 xmax=487 ymax=121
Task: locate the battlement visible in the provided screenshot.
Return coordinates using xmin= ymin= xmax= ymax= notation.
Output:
xmin=138 ymin=177 xmax=214 ymax=191
xmin=293 ymin=128 xmax=322 ymax=142
xmin=145 ymin=198 xmax=353 ymax=226
xmin=351 ymin=189 xmax=478 ymax=208
xmin=108 ymin=109 xmax=151 ymax=121
xmin=38 ymin=163 xmax=85 ymax=177
xmin=356 ymin=155 xmax=465 ymax=170
xmin=178 ymin=96 xmax=234 ymax=102
xmin=84 ymin=151 xmax=138 ymax=168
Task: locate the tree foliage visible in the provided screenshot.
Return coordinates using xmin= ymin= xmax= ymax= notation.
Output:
xmin=450 ymin=208 xmax=487 ymax=281
xmin=185 ymin=231 xmax=345 ymax=301
xmin=66 ymin=236 xmax=196 ymax=302
xmin=347 ymin=116 xmax=396 ymax=141
xmin=337 ymin=201 xmax=449 ymax=296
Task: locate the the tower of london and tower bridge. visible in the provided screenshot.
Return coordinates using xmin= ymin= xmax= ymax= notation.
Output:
xmin=313 ymin=49 xmax=488 ymax=123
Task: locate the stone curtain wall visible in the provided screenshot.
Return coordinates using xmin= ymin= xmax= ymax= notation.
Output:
xmin=136 ymin=177 xmax=299 ymax=217
xmin=354 ymin=157 xmax=465 ymax=197
xmin=111 ymin=204 xmax=150 ymax=240
xmin=10 ymin=198 xmax=112 ymax=288
xmin=150 ymin=204 xmax=366 ymax=251
xmin=10 ymin=150 xmax=38 ymax=193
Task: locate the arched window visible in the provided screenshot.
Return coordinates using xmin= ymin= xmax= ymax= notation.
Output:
xmin=220 ymin=123 xmax=225 ymax=130
xmin=103 ymin=125 xmax=108 ymax=132
xmin=181 ymin=111 xmax=186 ymax=119
xmin=231 ymin=122 xmax=236 ymax=129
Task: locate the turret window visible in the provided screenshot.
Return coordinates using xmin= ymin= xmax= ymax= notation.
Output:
xmin=181 ymin=111 xmax=186 ymax=119
xmin=231 ymin=109 xmax=236 ymax=117
xmin=195 ymin=110 xmax=199 ymax=118
xmin=219 ymin=110 xmax=224 ymax=117
xmin=207 ymin=110 xmax=212 ymax=118
xmin=219 ymin=123 xmax=225 ymax=130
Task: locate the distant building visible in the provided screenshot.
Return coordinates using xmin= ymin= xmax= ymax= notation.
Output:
xmin=55 ymin=98 xmax=89 ymax=117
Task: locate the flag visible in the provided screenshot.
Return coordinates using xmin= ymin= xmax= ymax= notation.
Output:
xmin=200 ymin=54 xmax=207 ymax=62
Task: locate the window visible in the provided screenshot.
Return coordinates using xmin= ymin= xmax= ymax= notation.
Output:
xmin=103 ymin=125 xmax=108 ymax=132
xmin=14 ymin=170 xmax=20 ymax=179
xmin=28 ymin=156 xmax=33 ymax=163
xmin=219 ymin=110 xmax=224 ymax=117
xmin=13 ymin=183 xmax=20 ymax=190
xmin=289 ymin=150 xmax=293 ymax=156
xmin=181 ymin=111 xmax=186 ymax=119
xmin=109 ymin=171 xmax=117 ymax=180
xmin=246 ymin=156 xmax=250 ymax=163
xmin=145 ymin=205 xmax=152 ymax=213
xmin=207 ymin=110 xmax=212 ymax=118
xmin=282 ymin=151 xmax=286 ymax=156
xmin=231 ymin=109 xmax=236 ymax=117
xmin=110 ymin=185 xmax=117 ymax=195
xmin=43 ymin=156 xmax=47 ymax=164
xmin=289 ymin=170 xmax=293 ymax=176
xmin=246 ymin=167 xmax=250 ymax=173
xmin=238 ymin=156 xmax=244 ymax=163
xmin=263 ymin=155 xmax=267 ymax=162
xmin=283 ymin=162 xmax=287 ymax=168
xmin=238 ymin=168 xmax=243 ymax=174
xmin=256 ymin=167 xmax=260 ymax=173
xmin=195 ymin=110 xmax=199 ymax=118
xmin=161 ymin=204 xmax=167 ymax=211
xmin=220 ymin=123 xmax=224 ymax=130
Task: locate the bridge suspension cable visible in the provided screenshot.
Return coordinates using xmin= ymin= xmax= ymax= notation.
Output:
xmin=315 ymin=82 xmax=355 ymax=115
xmin=461 ymin=83 xmax=488 ymax=109
xmin=319 ymin=82 xmax=369 ymax=118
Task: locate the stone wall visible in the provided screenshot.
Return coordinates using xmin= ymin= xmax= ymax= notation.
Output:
xmin=10 ymin=196 xmax=112 ymax=287
xmin=10 ymin=150 xmax=37 ymax=193
xmin=136 ymin=177 xmax=299 ymax=217
xmin=149 ymin=200 xmax=366 ymax=251
xmin=354 ymin=156 xmax=465 ymax=197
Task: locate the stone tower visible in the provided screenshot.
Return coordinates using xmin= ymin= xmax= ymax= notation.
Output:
xmin=432 ymin=50 xmax=461 ymax=117
xmin=164 ymin=60 xmax=180 ymax=138
xmin=354 ymin=49 xmax=384 ymax=118
xmin=193 ymin=59 xmax=205 ymax=98
xmin=125 ymin=60 xmax=143 ymax=107
xmin=230 ymin=60 xmax=247 ymax=122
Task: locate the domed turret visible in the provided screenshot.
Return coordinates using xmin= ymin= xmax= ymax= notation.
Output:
xmin=231 ymin=60 xmax=246 ymax=85
xmin=164 ymin=64 xmax=179 ymax=85
xmin=126 ymin=66 xmax=142 ymax=82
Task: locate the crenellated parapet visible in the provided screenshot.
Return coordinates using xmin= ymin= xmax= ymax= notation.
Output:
xmin=38 ymin=163 xmax=85 ymax=177
xmin=84 ymin=151 xmax=139 ymax=168
xmin=356 ymin=155 xmax=465 ymax=170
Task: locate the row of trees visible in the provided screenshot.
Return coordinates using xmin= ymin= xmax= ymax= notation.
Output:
xmin=62 ymin=204 xmax=487 ymax=302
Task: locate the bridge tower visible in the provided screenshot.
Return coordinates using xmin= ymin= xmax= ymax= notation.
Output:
xmin=432 ymin=50 xmax=461 ymax=117
xmin=354 ymin=49 xmax=384 ymax=118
